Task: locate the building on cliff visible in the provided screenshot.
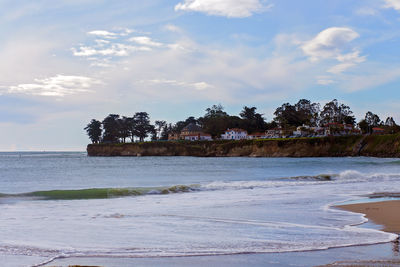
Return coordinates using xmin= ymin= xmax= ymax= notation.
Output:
xmin=247 ymin=132 xmax=268 ymax=139
xmin=221 ymin=128 xmax=248 ymax=140
xmin=372 ymin=127 xmax=385 ymax=134
xmin=168 ymin=123 xmax=212 ymax=141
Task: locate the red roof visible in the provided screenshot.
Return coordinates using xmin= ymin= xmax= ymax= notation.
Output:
xmin=372 ymin=127 xmax=385 ymax=131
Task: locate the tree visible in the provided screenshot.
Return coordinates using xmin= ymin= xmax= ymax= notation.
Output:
xmin=125 ymin=117 xmax=136 ymax=142
xmin=149 ymin=125 xmax=157 ymax=141
xmin=240 ymin=106 xmax=266 ymax=133
xmin=160 ymin=123 xmax=173 ymax=140
xmin=204 ymin=104 xmax=228 ymax=118
xmin=385 ymin=117 xmax=396 ymax=127
xmin=117 ymin=116 xmax=131 ymax=143
xmin=102 ymin=114 xmax=121 ymax=143
xmin=273 ymin=99 xmax=320 ymax=128
xmin=364 ymin=111 xmax=381 ymax=134
xmin=84 ymin=119 xmax=102 ymax=143
xmin=274 ymin=103 xmax=303 ymax=127
xmin=198 ymin=104 xmax=230 ymax=137
xmin=384 ymin=117 xmax=400 ymax=134
xmin=320 ymin=99 xmax=355 ymax=125
xmin=274 ymin=103 xmax=295 ymax=127
xmin=365 ymin=111 xmax=381 ymax=127
xmin=358 ymin=119 xmax=369 ymax=134
xmin=294 ymin=99 xmax=320 ymax=127
xmin=155 ymin=120 xmax=167 ymax=140
xmin=133 ymin=112 xmax=153 ymax=142
xmin=184 ymin=116 xmax=198 ymax=125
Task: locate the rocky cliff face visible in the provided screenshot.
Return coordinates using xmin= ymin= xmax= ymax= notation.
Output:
xmin=87 ymin=134 xmax=400 ymax=158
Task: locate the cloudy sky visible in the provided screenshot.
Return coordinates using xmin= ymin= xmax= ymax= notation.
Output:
xmin=1 ymin=0 xmax=400 ymax=150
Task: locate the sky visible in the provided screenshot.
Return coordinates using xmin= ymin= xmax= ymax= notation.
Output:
xmin=0 ymin=0 xmax=400 ymax=151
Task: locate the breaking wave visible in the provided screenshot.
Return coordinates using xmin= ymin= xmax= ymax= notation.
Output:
xmin=1 ymin=170 xmax=399 ymax=202
xmin=0 ymin=185 xmax=199 ymax=201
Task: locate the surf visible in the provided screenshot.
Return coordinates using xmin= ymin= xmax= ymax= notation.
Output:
xmin=0 ymin=185 xmax=199 ymax=201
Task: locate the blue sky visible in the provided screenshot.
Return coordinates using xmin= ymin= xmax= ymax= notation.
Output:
xmin=0 ymin=0 xmax=400 ymax=150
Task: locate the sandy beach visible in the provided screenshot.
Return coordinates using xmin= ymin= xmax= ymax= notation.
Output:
xmin=336 ymin=200 xmax=400 ymax=233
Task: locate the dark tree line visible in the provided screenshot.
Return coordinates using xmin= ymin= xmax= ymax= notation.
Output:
xmin=163 ymin=104 xmax=274 ymax=138
xmin=85 ymin=112 xmax=156 ymax=144
xmin=85 ymin=100 xmax=399 ymax=143
xmin=358 ymin=112 xmax=400 ymax=134
xmin=273 ymin=99 xmax=398 ymax=134
xmin=273 ymin=99 xmax=356 ymax=128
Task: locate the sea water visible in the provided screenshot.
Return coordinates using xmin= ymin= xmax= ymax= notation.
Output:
xmin=0 ymin=152 xmax=399 ymax=266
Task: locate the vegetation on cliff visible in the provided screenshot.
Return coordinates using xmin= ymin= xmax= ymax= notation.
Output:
xmin=85 ymin=99 xmax=400 ymax=144
xmin=87 ymin=133 xmax=400 ymax=158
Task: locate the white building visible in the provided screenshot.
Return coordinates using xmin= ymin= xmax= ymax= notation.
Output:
xmin=183 ymin=133 xmax=212 ymax=141
xmin=221 ymin=128 xmax=248 ymax=140
xmin=247 ymin=132 xmax=267 ymax=140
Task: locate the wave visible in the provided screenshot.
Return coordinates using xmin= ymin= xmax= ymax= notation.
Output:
xmin=0 ymin=185 xmax=199 ymax=201
xmin=355 ymin=159 xmax=400 ymax=166
xmin=1 ymin=170 xmax=399 ymax=202
xmin=286 ymin=174 xmax=335 ymax=181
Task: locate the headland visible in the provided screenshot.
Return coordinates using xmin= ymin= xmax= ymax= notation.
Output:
xmin=87 ymin=133 xmax=400 ymax=157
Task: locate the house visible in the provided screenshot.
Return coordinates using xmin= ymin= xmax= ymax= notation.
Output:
xmin=180 ymin=123 xmax=203 ymax=137
xmin=372 ymin=127 xmax=385 ymax=135
xmin=293 ymin=125 xmax=311 ymax=137
xmin=168 ymin=133 xmax=180 ymax=141
xmin=183 ymin=133 xmax=212 ymax=141
xmin=168 ymin=123 xmax=213 ymax=141
xmin=265 ymin=128 xmax=282 ymax=138
xmin=221 ymin=128 xmax=248 ymax=140
xmin=324 ymin=123 xmax=356 ymax=136
xmin=247 ymin=132 xmax=267 ymax=140
xmin=312 ymin=127 xmax=325 ymax=136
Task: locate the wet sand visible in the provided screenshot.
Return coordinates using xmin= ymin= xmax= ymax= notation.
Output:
xmin=336 ymin=200 xmax=400 ymax=233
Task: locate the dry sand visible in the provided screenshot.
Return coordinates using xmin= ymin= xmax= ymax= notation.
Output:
xmin=336 ymin=200 xmax=400 ymax=233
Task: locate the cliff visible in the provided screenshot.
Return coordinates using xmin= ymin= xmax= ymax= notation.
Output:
xmin=87 ymin=134 xmax=400 ymax=158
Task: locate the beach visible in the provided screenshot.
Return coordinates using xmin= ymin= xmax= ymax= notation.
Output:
xmin=337 ymin=200 xmax=400 ymax=233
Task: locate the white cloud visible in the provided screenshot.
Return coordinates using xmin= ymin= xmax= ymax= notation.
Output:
xmin=72 ymin=44 xmax=150 ymax=57
xmin=355 ymin=7 xmax=378 ymax=16
xmin=384 ymin=0 xmax=400 ymax=11
xmin=87 ymin=30 xmax=117 ymax=38
xmin=72 ymin=30 xmax=164 ymax=66
xmin=174 ymin=0 xmax=272 ymax=18
xmin=301 ymin=27 xmax=366 ymax=81
xmin=317 ymin=77 xmax=335 ymax=85
xmin=164 ymin=24 xmax=183 ymax=33
xmin=129 ymin=36 xmax=163 ymax=47
xmin=301 ymin=27 xmax=360 ymax=61
xmin=328 ymin=50 xmax=366 ymax=74
xmin=6 ymin=75 xmax=101 ymax=97
xmin=138 ymin=79 xmax=214 ymax=91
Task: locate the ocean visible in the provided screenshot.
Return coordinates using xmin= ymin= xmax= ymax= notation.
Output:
xmin=0 ymin=152 xmax=399 ymax=267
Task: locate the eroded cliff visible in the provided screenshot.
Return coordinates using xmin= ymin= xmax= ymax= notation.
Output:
xmin=86 ymin=134 xmax=400 ymax=158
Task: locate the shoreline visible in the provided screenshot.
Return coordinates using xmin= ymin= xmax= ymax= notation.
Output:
xmin=41 ymin=200 xmax=400 ymax=267
xmin=44 ymin=200 xmax=400 ymax=267
xmin=336 ymin=200 xmax=400 ymax=234
xmin=41 ymin=242 xmax=400 ymax=267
